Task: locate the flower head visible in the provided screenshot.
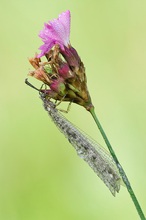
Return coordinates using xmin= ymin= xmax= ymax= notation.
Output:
xmin=28 ymin=10 xmax=93 ymax=111
xmin=38 ymin=10 xmax=71 ymax=58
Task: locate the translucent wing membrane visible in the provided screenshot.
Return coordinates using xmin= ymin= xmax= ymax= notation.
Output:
xmin=41 ymin=95 xmax=122 ymax=196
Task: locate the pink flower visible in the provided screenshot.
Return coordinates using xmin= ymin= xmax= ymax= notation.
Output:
xmin=28 ymin=10 xmax=93 ymax=110
xmin=38 ymin=10 xmax=71 ymax=58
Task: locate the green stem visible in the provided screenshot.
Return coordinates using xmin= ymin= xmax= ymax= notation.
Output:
xmin=89 ymin=106 xmax=145 ymax=220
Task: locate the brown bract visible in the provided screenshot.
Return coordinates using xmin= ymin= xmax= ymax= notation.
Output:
xmin=28 ymin=45 xmax=93 ymax=111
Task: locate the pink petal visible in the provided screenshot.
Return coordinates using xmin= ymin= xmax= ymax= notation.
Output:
xmin=38 ymin=10 xmax=71 ymax=57
xmin=58 ymin=10 xmax=70 ymax=44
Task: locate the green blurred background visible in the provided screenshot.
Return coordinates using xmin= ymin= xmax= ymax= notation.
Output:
xmin=1 ymin=0 xmax=146 ymax=219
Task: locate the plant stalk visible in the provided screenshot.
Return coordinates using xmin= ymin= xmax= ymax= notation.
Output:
xmin=89 ymin=106 xmax=145 ymax=220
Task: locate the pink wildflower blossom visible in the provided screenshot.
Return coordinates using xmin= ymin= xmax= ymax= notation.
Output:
xmin=29 ymin=10 xmax=93 ymax=110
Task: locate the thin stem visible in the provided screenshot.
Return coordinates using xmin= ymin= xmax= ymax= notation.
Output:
xmin=89 ymin=106 xmax=145 ymax=220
